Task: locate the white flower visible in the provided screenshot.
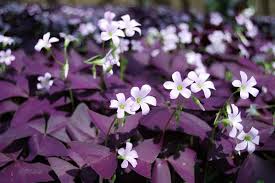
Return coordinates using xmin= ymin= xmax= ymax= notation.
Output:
xmin=163 ymin=71 xmax=193 ymax=99
xmin=232 ymin=71 xmax=259 ymax=99
xmin=34 ymin=32 xmax=59 ymax=51
xmin=78 ymin=22 xmax=96 ymax=36
xmin=206 ymin=31 xmax=227 ymax=54
xmin=187 ymin=71 xmax=215 ymax=98
xmin=59 ymin=32 xmax=77 ymax=46
xmin=185 ymin=51 xmax=202 ymax=65
xmin=131 ymin=40 xmax=144 ymax=52
xmin=206 ymin=42 xmax=226 ymax=54
xmin=225 ymin=104 xmax=243 ymax=138
xmin=110 ymin=93 xmax=135 ymax=118
xmin=37 ymin=72 xmax=54 ymax=91
xmin=0 ymin=35 xmax=14 ymax=46
xmin=235 ymin=127 xmax=260 ymax=154
xmin=160 ymin=26 xmax=179 ymax=52
xmin=118 ymin=38 xmax=129 ymax=53
xmin=130 ymin=84 xmax=157 ymax=115
xmin=210 ymin=12 xmax=223 ymax=26
xmin=119 ymin=14 xmax=141 ymax=37
xmin=100 ymin=22 xmax=125 ymax=47
xmin=178 ymin=30 xmax=192 ymax=44
xmin=98 ymin=11 xmax=116 ymax=31
xmin=146 ymin=27 xmax=160 ymax=45
xmin=0 ymin=49 xmax=15 ymax=65
xmin=178 ymin=23 xmax=189 ymax=31
xmin=102 ymin=49 xmax=120 ymax=75
xmin=118 ymin=142 xmax=138 ymax=168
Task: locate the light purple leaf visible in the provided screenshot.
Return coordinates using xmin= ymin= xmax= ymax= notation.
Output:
xmin=133 ymin=139 xmax=161 ymax=178
xmin=152 ymin=159 xmax=171 ymax=183
xmin=0 ymin=162 xmax=52 ymax=183
xmin=168 ymin=148 xmax=196 ymax=183
xmin=48 ymin=157 xmax=78 ymax=183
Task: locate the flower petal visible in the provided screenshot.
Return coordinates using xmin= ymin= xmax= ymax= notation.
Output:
xmin=172 ymin=71 xmax=182 ymax=84
xmin=240 ymin=71 xmax=248 ymax=83
xmin=140 ymin=84 xmax=151 ymax=98
xmin=202 ymin=88 xmax=211 ymax=98
xmin=170 ymin=89 xmax=180 ymax=99
xmin=235 ymin=141 xmax=247 ymax=151
xmin=240 ymin=89 xmax=249 ymax=99
xmin=110 ymin=100 xmax=119 ymax=108
xmin=116 ymin=93 xmax=125 ymax=102
xmin=163 ymin=81 xmax=176 ymax=90
xmin=180 ymin=88 xmax=191 ymax=98
xmin=143 ymin=96 xmax=156 ymax=106
xmin=121 ymin=160 xmax=129 ymax=168
xmin=247 ymin=141 xmax=255 ymax=153
xmin=249 ymin=87 xmax=259 ymax=97
xmin=232 ymin=80 xmax=242 ymax=87
xmin=229 ymin=127 xmax=237 ymax=138
xmin=140 ymin=103 xmax=150 ymax=115
xmin=190 ymin=83 xmax=201 ymax=93
xmin=131 ymin=87 xmax=140 ymax=98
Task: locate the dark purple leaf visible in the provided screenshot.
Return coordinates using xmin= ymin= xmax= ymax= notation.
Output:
xmin=69 ymin=141 xmax=117 ymax=179
xmin=0 ymin=80 xmax=28 ymax=101
xmin=0 ymin=162 xmax=52 ymax=183
xmin=236 ymin=154 xmax=275 ymax=183
xmin=10 ymin=98 xmax=52 ymax=127
xmin=27 ymin=134 xmax=68 ymax=160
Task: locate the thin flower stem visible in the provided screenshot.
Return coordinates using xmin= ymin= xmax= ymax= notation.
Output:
xmin=160 ymin=108 xmax=177 ymax=146
xmin=104 ymin=117 xmax=117 ymax=146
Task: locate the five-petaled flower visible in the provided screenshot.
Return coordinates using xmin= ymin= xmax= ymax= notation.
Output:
xmin=110 ymin=93 xmax=135 ymax=118
xmin=130 ymin=84 xmax=157 ymax=115
xmin=34 ymin=32 xmax=59 ymax=51
xmin=118 ymin=142 xmax=138 ymax=169
xmin=0 ymin=49 xmax=15 ymax=66
xmin=119 ymin=14 xmax=141 ymax=37
xmin=187 ymin=71 xmax=215 ymax=98
xmin=37 ymin=72 xmax=54 ymax=91
xmin=235 ymin=127 xmax=260 ymax=154
xmin=225 ymin=104 xmax=243 ymax=138
xmin=232 ymin=71 xmax=259 ymax=99
xmin=163 ymin=71 xmax=193 ymax=99
xmin=100 ymin=22 xmax=125 ymax=47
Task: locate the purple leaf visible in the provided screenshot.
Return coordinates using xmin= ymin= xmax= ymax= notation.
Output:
xmin=67 ymin=103 xmax=97 ymax=142
xmin=168 ymin=112 xmax=211 ymax=140
xmin=48 ymin=157 xmax=78 ymax=183
xmin=115 ymin=112 xmax=142 ymax=134
xmin=236 ymin=154 xmax=275 ymax=183
xmin=69 ymin=141 xmax=117 ymax=179
xmin=27 ymin=134 xmax=68 ymax=160
xmin=0 ymin=80 xmax=28 ymax=101
xmin=140 ymin=107 xmax=173 ymax=131
xmin=0 ymin=152 xmax=12 ymax=167
xmin=152 ymin=159 xmax=171 ymax=183
xmin=168 ymin=148 xmax=196 ymax=183
xmin=10 ymin=98 xmax=52 ymax=127
xmin=0 ymin=125 xmax=37 ymax=150
xmin=0 ymin=162 xmax=52 ymax=183
xmin=133 ymin=139 xmax=161 ymax=178
xmin=88 ymin=109 xmax=114 ymax=136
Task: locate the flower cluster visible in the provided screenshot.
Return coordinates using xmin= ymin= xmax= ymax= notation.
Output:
xmin=163 ymin=71 xmax=215 ymax=99
xmin=110 ymin=84 xmax=156 ymax=118
xmin=220 ymin=71 xmax=260 ymax=154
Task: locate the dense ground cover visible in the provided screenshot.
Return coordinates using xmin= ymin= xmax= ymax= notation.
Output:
xmin=0 ymin=3 xmax=275 ymax=183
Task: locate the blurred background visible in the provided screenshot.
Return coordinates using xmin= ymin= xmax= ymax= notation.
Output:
xmin=1 ymin=0 xmax=275 ymax=15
